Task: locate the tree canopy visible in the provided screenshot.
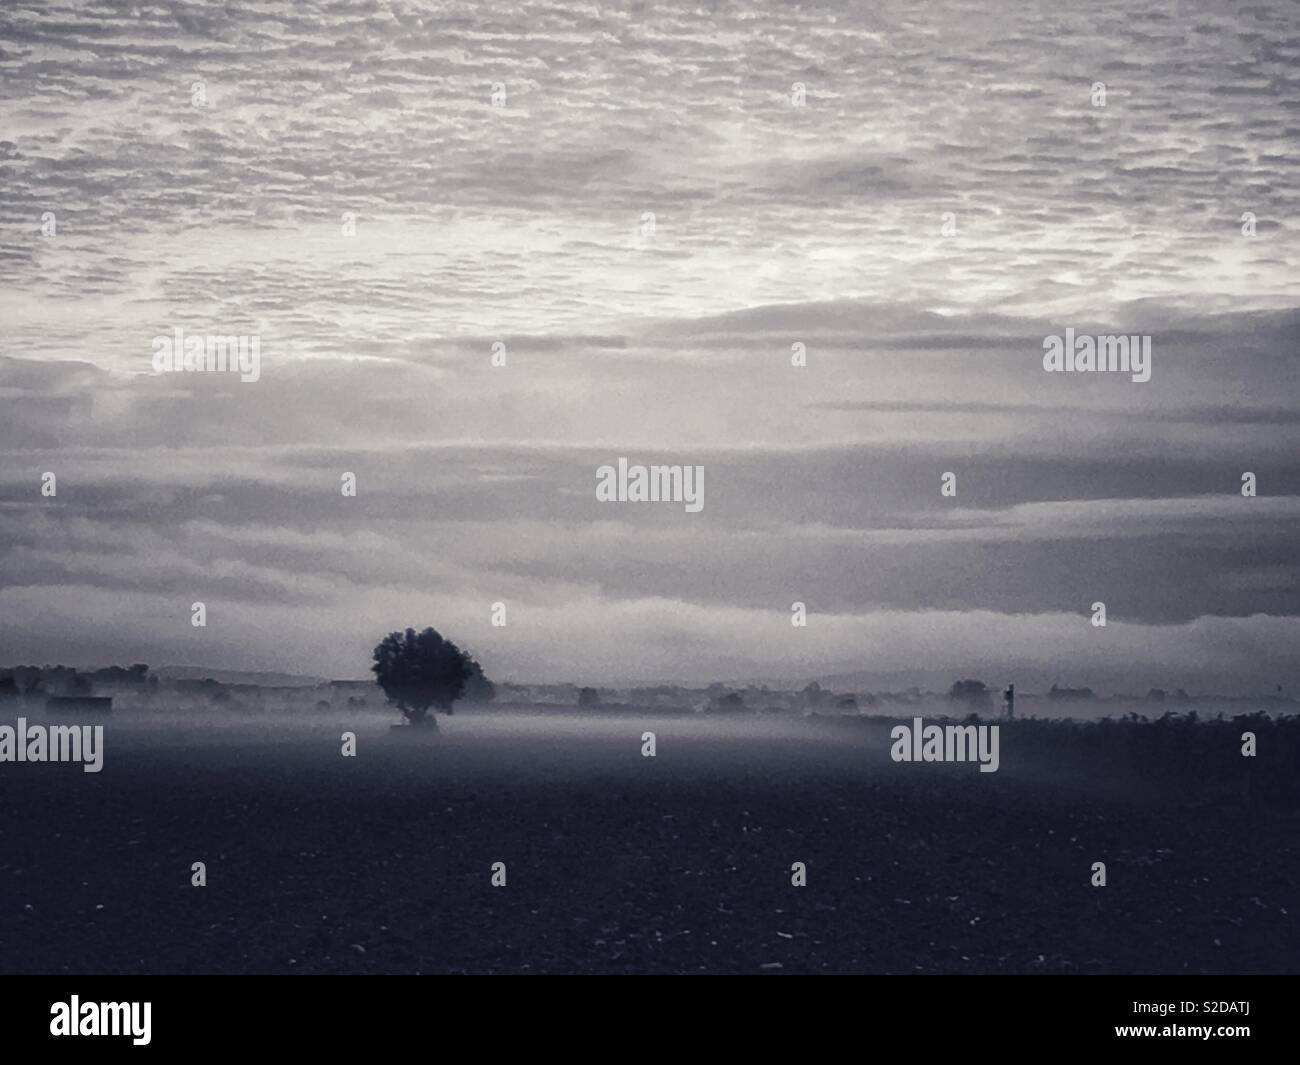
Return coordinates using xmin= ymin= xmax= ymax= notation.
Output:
xmin=371 ymin=627 xmax=484 ymax=724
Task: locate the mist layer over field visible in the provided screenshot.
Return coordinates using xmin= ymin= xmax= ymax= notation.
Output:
xmin=2 ymin=705 xmax=1296 ymax=974
xmin=49 ymin=708 xmax=888 ymax=783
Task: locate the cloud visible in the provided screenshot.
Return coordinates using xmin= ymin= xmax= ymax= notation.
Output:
xmin=3 ymin=2 xmax=1299 ymax=691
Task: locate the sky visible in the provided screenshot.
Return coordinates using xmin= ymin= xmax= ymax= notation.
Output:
xmin=1 ymin=0 xmax=1298 ymax=693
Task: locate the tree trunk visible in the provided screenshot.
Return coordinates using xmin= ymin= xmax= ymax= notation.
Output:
xmin=407 ymin=707 xmax=437 ymax=729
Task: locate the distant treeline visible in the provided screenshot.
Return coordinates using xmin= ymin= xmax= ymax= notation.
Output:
xmin=0 ymin=664 xmax=153 ymax=697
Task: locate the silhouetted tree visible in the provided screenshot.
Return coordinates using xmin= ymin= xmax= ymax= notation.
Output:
xmin=371 ymin=627 xmax=482 ymax=726
xmin=578 ymin=686 xmax=600 ymax=708
xmin=14 ymin=666 xmax=42 ymax=695
xmin=948 ymin=679 xmax=992 ymax=710
xmin=461 ymin=658 xmax=496 ymax=703
xmin=708 ymin=690 xmax=747 ymax=714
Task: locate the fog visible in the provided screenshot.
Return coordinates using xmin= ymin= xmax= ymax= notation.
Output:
xmin=45 ymin=706 xmax=884 ymax=787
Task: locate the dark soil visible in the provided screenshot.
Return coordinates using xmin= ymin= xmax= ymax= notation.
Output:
xmin=0 ymin=713 xmax=1295 ymax=974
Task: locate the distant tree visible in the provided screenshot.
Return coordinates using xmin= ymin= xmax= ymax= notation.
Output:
xmin=578 ymin=686 xmax=600 ymax=708
xmin=948 ymin=679 xmax=992 ymax=710
xmin=1049 ymin=684 xmax=1096 ymax=701
xmin=42 ymin=665 xmax=79 ymax=695
xmin=14 ymin=667 xmax=42 ymax=695
xmin=709 ymin=691 xmax=747 ymax=713
xmin=371 ymin=627 xmax=482 ymax=726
